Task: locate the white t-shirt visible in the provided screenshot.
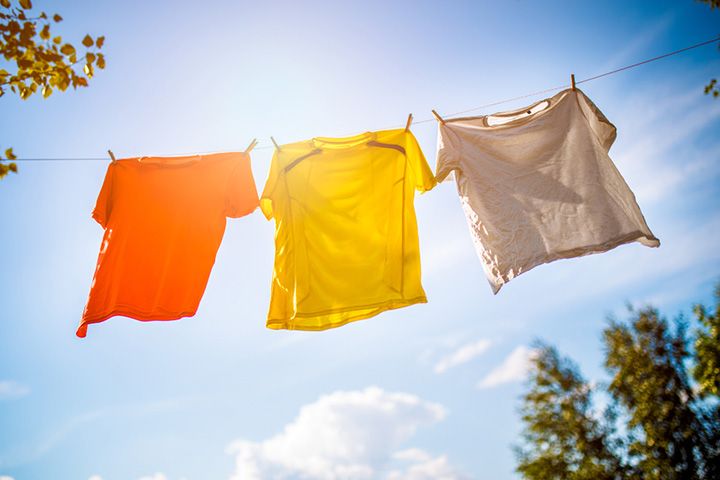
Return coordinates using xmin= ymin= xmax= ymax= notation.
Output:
xmin=436 ymin=88 xmax=660 ymax=293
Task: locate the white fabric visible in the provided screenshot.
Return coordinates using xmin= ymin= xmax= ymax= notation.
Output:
xmin=436 ymin=88 xmax=660 ymax=294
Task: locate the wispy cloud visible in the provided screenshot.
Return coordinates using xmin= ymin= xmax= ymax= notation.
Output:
xmin=137 ymin=474 xmax=168 ymax=480
xmin=614 ymin=88 xmax=720 ymax=205
xmin=0 ymin=397 xmax=195 ymax=469
xmin=226 ymin=386 xmax=466 ymax=480
xmin=595 ymin=14 xmax=673 ymax=74
xmin=90 ymin=473 xmax=179 ymax=480
xmin=433 ymin=339 xmax=492 ymax=374
xmin=421 ymin=233 xmax=474 ymax=278
xmin=0 ymin=381 xmax=30 ymax=400
xmin=477 ymin=346 xmax=537 ymax=389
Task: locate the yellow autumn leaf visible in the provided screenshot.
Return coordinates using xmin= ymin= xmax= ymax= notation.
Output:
xmin=19 ymin=0 xmax=32 ymax=9
xmin=40 ymin=24 xmax=50 ymax=40
xmin=82 ymin=34 xmax=93 ymax=48
xmin=42 ymin=85 xmax=52 ymax=98
xmin=96 ymin=36 xmax=105 ymax=48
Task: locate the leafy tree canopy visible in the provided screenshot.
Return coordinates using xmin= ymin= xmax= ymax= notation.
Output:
xmin=0 ymin=0 xmax=106 ymax=178
xmin=518 ymin=281 xmax=720 ymax=480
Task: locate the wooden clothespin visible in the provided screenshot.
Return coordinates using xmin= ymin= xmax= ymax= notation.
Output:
xmin=404 ymin=113 xmax=413 ymax=132
xmin=571 ymin=74 xmax=576 ymax=91
xmin=244 ymin=138 xmax=258 ymax=154
xmin=431 ymin=109 xmax=446 ymax=125
xmin=108 ymin=149 xmax=116 ymax=163
xmin=270 ymin=136 xmax=281 ymax=151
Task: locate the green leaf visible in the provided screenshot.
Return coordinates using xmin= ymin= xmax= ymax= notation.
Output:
xmin=95 ymin=36 xmax=105 ymax=48
xmin=19 ymin=0 xmax=32 ymax=9
xmin=53 ymin=13 xmax=63 ymax=22
xmin=81 ymin=34 xmax=93 ymax=48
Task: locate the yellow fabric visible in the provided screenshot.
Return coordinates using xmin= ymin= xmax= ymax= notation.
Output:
xmin=261 ymin=129 xmax=436 ymax=330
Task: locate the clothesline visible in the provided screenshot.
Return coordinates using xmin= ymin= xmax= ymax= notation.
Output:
xmin=79 ymin=84 xmax=660 ymax=336
xmin=6 ymin=34 xmax=720 ymax=163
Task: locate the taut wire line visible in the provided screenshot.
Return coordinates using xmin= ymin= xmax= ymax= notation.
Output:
xmin=6 ymin=35 xmax=720 ymax=163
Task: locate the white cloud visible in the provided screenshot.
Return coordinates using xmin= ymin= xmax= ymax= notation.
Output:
xmin=0 ymin=476 xmax=15 ymax=480
xmin=0 ymin=381 xmax=30 ymax=400
xmin=226 ymin=386 xmax=465 ymax=480
xmin=138 ymin=474 xmax=167 ymax=480
xmin=387 ymin=449 xmax=470 ymax=480
xmin=433 ymin=339 xmax=492 ymax=374
xmin=477 ymin=346 xmax=537 ymax=389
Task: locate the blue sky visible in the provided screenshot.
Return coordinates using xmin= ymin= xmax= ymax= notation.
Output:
xmin=1 ymin=1 xmax=719 ymax=479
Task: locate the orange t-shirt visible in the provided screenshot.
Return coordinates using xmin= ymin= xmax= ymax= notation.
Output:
xmin=78 ymin=152 xmax=259 ymax=337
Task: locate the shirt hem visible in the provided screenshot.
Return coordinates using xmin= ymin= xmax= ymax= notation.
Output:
xmin=266 ymin=296 xmax=428 ymax=331
xmin=77 ymin=308 xmax=198 ymax=338
xmin=488 ymin=230 xmax=660 ymax=294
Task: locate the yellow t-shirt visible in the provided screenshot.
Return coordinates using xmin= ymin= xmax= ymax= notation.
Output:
xmin=261 ymin=129 xmax=436 ymax=330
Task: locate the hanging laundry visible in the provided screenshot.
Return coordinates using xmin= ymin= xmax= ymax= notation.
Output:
xmin=435 ymin=88 xmax=660 ymax=294
xmin=261 ymin=129 xmax=436 ymax=330
xmin=77 ymin=152 xmax=259 ymax=337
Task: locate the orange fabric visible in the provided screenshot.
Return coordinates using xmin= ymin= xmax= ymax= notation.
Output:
xmin=78 ymin=152 xmax=259 ymax=337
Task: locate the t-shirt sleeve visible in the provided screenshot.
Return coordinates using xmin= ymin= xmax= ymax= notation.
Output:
xmin=404 ymin=131 xmax=437 ymax=193
xmin=92 ymin=164 xmax=115 ymax=228
xmin=435 ymin=124 xmax=462 ymax=183
xmin=259 ymin=150 xmax=281 ymax=220
xmin=576 ymin=90 xmax=617 ymax=151
xmin=225 ymin=153 xmax=260 ymax=218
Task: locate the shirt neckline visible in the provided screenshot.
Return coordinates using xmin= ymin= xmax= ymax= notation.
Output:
xmin=448 ymin=88 xmax=575 ymax=129
xmin=310 ymin=131 xmax=377 ymax=150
